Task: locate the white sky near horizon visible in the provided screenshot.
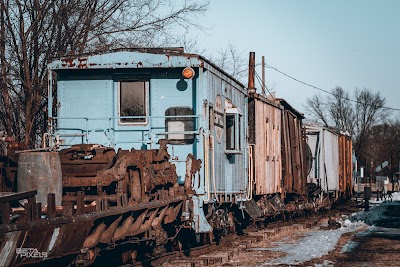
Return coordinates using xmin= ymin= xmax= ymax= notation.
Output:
xmin=190 ymin=0 xmax=400 ymax=118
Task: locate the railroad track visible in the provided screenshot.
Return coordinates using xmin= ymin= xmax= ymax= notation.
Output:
xmin=121 ymin=201 xmax=360 ymax=267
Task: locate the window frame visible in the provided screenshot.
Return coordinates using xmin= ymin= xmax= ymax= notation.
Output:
xmin=118 ymin=80 xmax=149 ymax=126
xmin=165 ymin=106 xmax=195 ymax=145
xmin=224 ymin=107 xmax=242 ymax=154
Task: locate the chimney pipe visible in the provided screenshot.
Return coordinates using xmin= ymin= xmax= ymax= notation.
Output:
xmin=247 ymin=52 xmax=256 ymax=95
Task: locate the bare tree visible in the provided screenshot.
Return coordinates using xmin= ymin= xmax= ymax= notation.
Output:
xmin=327 ymin=87 xmax=355 ymax=134
xmin=209 ymin=41 xmax=247 ymax=82
xmin=0 ymin=0 xmax=209 ymax=147
xmin=176 ymin=33 xmax=206 ymax=55
xmin=305 ymin=87 xmax=387 ymax=156
xmin=363 ymin=119 xmax=400 ymax=178
xmin=353 ymin=88 xmax=387 ymax=154
xmin=305 ymin=87 xmax=355 ymax=133
xmin=305 ymin=94 xmax=329 ymax=126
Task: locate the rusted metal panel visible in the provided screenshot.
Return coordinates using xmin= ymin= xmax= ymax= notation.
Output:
xmin=0 ymin=226 xmax=66 ymax=266
xmin=50 ymin=50 xmax=203 ymax=70
xmin=2 ymin=222 xmax=100 ymax=266
xmin=49 ymin=48 xmax=245 ymax=88
xmin=17 ymin=152 xmax=63 ymax=206
xmin=285 ymin=112 xmax=296 ymax=192
xmin=0 ymin=195 xmax=186 ymax=234
xmin=59 ymin=145 xmax=116 ymax=177
xmin=13 ymin=225 xmax=56 ymax=266
xmin=0 ymin=231 xmax=21 ymax=267
xmin=0 ymin=195 xmax=186 ymax=266
xmin=346 ymin=137 xmax=353 ymax=193
xmin=339 ymin=134 xmax=353 ymax=195
xmin=252 ymin=96 xmax=282 ymax=195
xmin=247 ymin=52 xmax=256 ymax=94
xmin=48 ymin=222 xmax=92 ymax=257
xmin=0 ymin=190 xmax=37 ymax=203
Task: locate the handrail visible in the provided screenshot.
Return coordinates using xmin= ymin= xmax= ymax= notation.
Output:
xmin=52 ymin=115 xmax=200 ymax=120
xmin=247 ymin=145 xmax=254 ymax=200
xmin=210 ymin=135 xmax=218 ymax=200
xmin=49 ymin=115 xmax=201 ymax=146
xmin=203 ymin=132 xmax=210 ymax=202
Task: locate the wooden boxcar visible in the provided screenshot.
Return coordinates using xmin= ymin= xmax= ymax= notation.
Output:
xmin=248 ymin=94 xmax=282 ymax=196
xmin=247 ymin=93 xmax=308 ymax=215
xmin=279 ymin=99 xmax=307 ymax=197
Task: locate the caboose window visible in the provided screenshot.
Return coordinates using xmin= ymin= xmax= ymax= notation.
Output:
xmin=225 ymin=108 xmax=242 ymax=153
xmin=165 ymin=107 xmax=195 ymax=144
xmin=226 ymin=114 xmax=235 ymax=150
xmin=119 ymin=81 xmax=148 ymax=124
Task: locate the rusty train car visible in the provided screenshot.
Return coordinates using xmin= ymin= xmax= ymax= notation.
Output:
xmin=0 ymin=48 xmax=248 ymax=266
xmin=0 ymin=50 xmax=350 ymax=266
xmin=247 ymin=92 xmax=318 ymax=218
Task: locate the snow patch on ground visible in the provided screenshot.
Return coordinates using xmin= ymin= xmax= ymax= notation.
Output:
xmin=306 ymin=260 xmax=335 ymax=267
xmin=349 ymin=196 xmax=400 ymax=226
xmin=392 ymin=192 xmax=400 ymax=201
xmin=258 ymin=220 xmax=365 ymax=266
xmin=370 ymin=191 xmax=400 ymax=204
xmin=348 ymin=207 xmax=384 ymax=226
xmin=255 ymin=197 xmax=400 ymax=266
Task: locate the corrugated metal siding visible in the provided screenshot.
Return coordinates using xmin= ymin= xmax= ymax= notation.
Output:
xmin=203 ymin=68 xmax=247 ymax=199
xmin=253 ymin=98 xmax=282 ymax=195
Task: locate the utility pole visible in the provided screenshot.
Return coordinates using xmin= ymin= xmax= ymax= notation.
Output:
xmin=262 ymin=56 xmax=266 ymax=96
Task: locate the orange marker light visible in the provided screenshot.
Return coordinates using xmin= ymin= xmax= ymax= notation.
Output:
xmin=182 ymin=67 xmax=195 ymax=79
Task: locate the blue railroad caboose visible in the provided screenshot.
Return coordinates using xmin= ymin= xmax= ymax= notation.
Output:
xmin=47 ymin=48 xmax=249 ymax=232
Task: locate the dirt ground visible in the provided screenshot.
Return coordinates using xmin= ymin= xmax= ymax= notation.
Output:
xmin=163 ymin=202 xmax=400 ymax=267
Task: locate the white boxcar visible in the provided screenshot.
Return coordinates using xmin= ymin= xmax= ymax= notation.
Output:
xmin=306 ymin=124 xmax=340 ymax=195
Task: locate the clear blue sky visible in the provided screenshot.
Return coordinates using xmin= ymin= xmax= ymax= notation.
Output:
xmin=193 ymin=0 xmax=400 ymax=116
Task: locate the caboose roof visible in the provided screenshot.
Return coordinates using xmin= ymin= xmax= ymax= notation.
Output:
xmin=276 ymin=98 xmax=305 ymax=119
xmin=305 ymin=123 xmax=341 ymax=135
xmin=48 ymin=47 xmax=245 ymax=87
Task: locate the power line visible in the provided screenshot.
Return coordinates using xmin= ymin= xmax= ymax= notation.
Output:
xmin=254 ymin=71 xmax=276 ymax=101
xmin=265 ymin=64 xmax=400 ymax=111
